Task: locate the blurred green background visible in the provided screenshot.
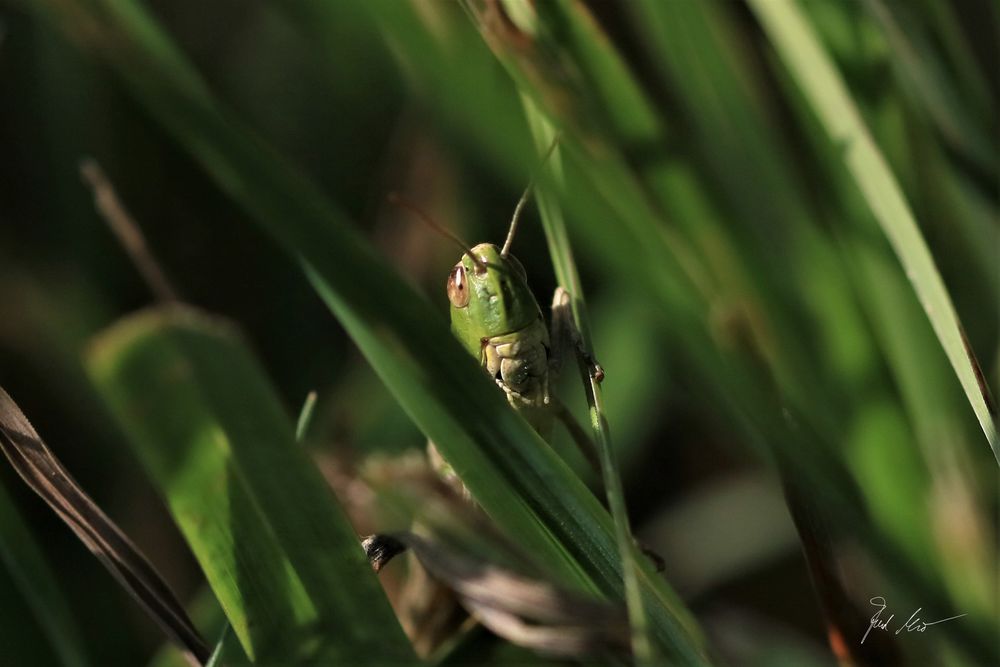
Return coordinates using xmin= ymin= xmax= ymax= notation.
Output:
xmin=0 ymin=0 xmax=996 ymax=665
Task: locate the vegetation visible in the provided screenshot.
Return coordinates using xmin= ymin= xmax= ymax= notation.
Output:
xmin=0 ymin=1 xmax=995 ymax=665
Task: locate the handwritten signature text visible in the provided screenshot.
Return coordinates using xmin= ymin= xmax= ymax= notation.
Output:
xmin=861 ymin=596 xmax=966 ymax=645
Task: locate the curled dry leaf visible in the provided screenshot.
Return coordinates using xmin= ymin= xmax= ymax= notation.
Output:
xmin=362 ymin=531 xmax=629 ymax=657
xmin=0 ymin=386 xmax=209 ymax=666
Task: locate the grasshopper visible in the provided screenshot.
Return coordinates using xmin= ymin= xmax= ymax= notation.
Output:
xmin=385 ymin=185 xmax=611 ymax=654
xmin=386 ymin=180 xmax=663 ymax=652
xmin=390 ymin=181 xmax=604 ymax=494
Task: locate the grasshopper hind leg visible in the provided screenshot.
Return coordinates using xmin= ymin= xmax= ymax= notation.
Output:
xmin=426 ymin=440 xmax=472 ymax=503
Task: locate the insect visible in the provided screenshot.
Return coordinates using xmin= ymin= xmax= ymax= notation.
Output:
xmin=386 ymin=174 xmax=660 ymax=653
xmin=427 ymin=207 xmax=666 ymax=577
xmin=389 ymin=173 xmax=603 ymax=492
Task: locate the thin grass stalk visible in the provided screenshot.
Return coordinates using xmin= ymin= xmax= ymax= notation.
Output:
xmin=295 ymin=391 xmax=318 ymax=444
xmin=520 ymin=95 xmax=655 ymax=665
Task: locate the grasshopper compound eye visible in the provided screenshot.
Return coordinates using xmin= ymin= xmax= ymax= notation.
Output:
xmin=447 ymin=265 xmax=470 ymax=308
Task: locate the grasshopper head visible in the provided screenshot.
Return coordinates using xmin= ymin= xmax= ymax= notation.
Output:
xmin=447 ymin=243 xmax=540 ymax=357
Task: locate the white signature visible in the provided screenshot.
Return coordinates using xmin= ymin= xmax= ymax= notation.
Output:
xmin=861 ymin=596 xmax=966 ymax=645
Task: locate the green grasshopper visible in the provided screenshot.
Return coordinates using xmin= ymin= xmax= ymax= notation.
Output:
xmin=390 ymin=183 xmax=604 ymax=492
xmin=386 ymin=181 xmax=661 ymax=652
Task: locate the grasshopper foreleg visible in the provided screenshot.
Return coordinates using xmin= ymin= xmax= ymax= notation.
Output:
xmin=549 ymin=286 xmax=605 ymax=475
xmin=549 ymin=287 xmax=604 ymax=384
xmin=548 ymin=288 xmax=665 ymax=573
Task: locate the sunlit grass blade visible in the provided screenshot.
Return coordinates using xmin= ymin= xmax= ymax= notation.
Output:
xmin=747 ymin=0 xmax=998 ymax=463
xmin=847 ymin=244 xmax=997 ymax=616
xmin=86 ymin=306 xmax=415 ymax=664
xmin=31 ymin=1 xmax=709 ymax=661
xmin=204 ymin=625 xmax=248 ymax=667
xmin=0 ymin=481 xmax=88 ymax=667
xmin=295 ymin=391 xmax=318 ymax=444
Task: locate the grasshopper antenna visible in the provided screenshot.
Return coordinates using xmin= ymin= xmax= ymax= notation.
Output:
xmin=500 ymin=133 xmax=561 ymax=259
xmin=387 ymin=192 xmax=488 ymax=272
xmin=80 ymin=158 xmax=180 ymax=303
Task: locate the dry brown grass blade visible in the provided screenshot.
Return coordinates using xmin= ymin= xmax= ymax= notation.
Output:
xmin=363 ymin=531 xmax=629 ymax=657
xmin=79 ymin=158 xmax=181 ymax=304
xmin=0 ymin=386 xmax=209 ymax=666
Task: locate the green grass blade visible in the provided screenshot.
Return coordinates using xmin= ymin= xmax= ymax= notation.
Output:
xmin=521 ymin=96 xmax=654 ymax=664
xmin=86 ymin=307 xmax=415 ymax=664
xmin=32 ymin=1 xmax=709 ymax=661
xmin=747 ymin=0 xmax=999 ymax=463
xmin=295 ymin=391 xmax=318 ymax=444
xmin=204 ymin=624 xmax=248 ymax=667
xmin=0 ymin=481 xmax=88 ymax=667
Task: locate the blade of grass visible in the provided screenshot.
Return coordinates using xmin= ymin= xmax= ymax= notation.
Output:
xmin=747 ymin=0 xmax=998 ymax=463
xmin=521 ymin=95 xmax=654 ymax=665
xmin=86 ymin=306 xmax=415 ymax=664
xmin=203 ymin=624 xmax=247 ymax=667
xmin=757 ymin=42 xmax=998 ymax=661
xmin=295 ymin=391 xmax=318 ymax=443
xmin=31 ymin=1 xmax=709 ymax=660
xmin=617 ymin=15 xmax=988 ymax=634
